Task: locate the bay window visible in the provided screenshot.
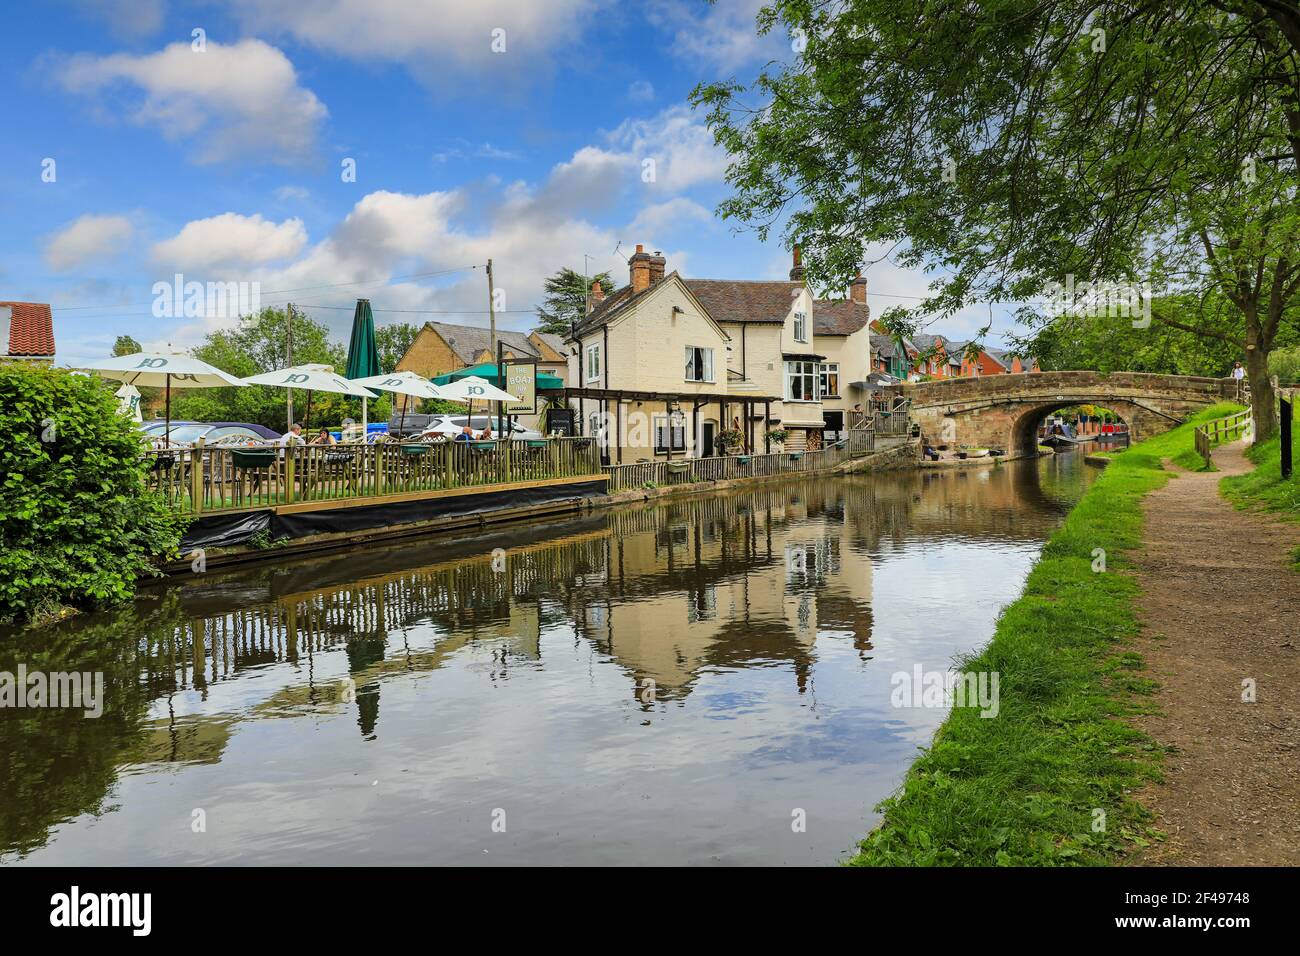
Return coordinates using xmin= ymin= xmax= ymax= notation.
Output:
xmin=785 ymin=360 xmax=818 ymax=402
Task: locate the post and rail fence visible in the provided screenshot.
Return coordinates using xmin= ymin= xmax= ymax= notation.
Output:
xmin=1193 ymin=408 xmax=1253 ymax=468
xmin=145 ymin=401 xmax=915 ymax=515
xmin=143 ymin=436 xmax=603 ymax=516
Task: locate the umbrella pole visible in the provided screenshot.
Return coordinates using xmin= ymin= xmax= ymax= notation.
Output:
xmin=399 ymin=396 xmax=407 ymax=440
xmin=304 ymin=390 xmax=313 ymax=433
xmin=363 ymin=396 xmax=368 ymax=439
xmin=164 ymin=374 xmax=172 ymax=447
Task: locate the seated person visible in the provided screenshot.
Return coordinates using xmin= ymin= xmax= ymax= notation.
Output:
xmin=310 ymin=427 xmax=336 ymax=445
xmin=454 ymin=425 xmax=474 ymax=442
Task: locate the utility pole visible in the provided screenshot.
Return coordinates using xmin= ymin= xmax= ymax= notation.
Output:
xmin=486 ymin=259 xmax=497 ymax=356
xmin=286 ymin=302 xmax=295 ymax=430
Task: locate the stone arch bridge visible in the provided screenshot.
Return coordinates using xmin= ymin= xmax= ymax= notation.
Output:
xmin=897 ymin=371 xmax=1238 ymax=458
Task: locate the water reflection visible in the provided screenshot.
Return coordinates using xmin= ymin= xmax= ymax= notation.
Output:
xmin=0 ymin=454 xmax=1092 ymax=865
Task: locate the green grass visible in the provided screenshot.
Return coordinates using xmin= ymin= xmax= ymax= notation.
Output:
xmin=1220 ymin=417 xmax=1300 ymax=569
xmin=849 ymin=404 xmax=1241 ymax=867
xmin=1221 ymin=421 xmax=1300 ymax=521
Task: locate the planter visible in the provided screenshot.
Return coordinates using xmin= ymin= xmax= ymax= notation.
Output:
xmin=957 ymin=452 xmax=968 ymax=459
xmin=400 ymin=444 xmax=429 ymax=457
xmin=736 ymin=455 xmax=751 ymax=465
xmin=788 ymin=452 xmax=803 ymax=462
xmin=525 ymin=440 xmax=548 ymax=449
xmin=667 ymin=461 xmax=693 ymax=475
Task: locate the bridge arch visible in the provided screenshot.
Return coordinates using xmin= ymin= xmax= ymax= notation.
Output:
xmin=901 ymin=371 xmax=1236 ymax=459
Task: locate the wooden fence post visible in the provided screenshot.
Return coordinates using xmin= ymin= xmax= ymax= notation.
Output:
xmin=190 ymin=438 xmax=205 ymax=514
xmin=285 ymin=447 xmax=296 ymax=504
xmin=1282 ymin=396 xmax=1293 ymax=480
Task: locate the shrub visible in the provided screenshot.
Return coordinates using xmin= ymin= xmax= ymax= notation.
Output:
xmin=1268 ymin=346 xmax=1300 ymax=387
xmin=0 ymin=364 xmax=185 ymax=624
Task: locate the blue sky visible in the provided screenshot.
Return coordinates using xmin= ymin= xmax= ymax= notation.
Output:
xmin=1 ymin=0 xmax=1003 ymax=367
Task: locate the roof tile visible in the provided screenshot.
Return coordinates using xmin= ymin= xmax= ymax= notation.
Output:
xmin=0 ymin=301 xmax=55 ymax=357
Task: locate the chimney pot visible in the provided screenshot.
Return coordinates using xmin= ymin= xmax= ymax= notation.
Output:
xmin=588 ymin=280 xmax=605 ymax=314
xmin=648 ymin=250 xmax=666 ymax=284
xmin=850 ymin=271 xmax=868 ymax=304
xmin=789 ymin=244 xmax=806 ymax=282
xmin=629 ymin=243 xmax=653 ymax=293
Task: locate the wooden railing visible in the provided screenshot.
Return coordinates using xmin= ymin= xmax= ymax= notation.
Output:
xmin=1194 ymin=408 xmax=1252 ymax=467
xmin=602 ymin=441 xmax=856 ymax=493
xmin=143 ymin=436 xmax=603 ymax=515
xmin=848 ymin=428 xmax=876 ymax=456
xmin=851 ymin=399 xmax=912 ymax=436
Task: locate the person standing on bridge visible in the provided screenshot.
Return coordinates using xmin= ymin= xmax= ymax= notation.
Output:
xmin=1232 ymin=361 xmax=1246 ymax=400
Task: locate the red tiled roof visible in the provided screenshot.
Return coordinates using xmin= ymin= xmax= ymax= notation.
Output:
xmin=683 ymin=279 xmax=800 ymax=325
xmin=1 ymin=301 xmax=55 ymax=357
xmin=813 ymin=298 xmax=871 ymax=335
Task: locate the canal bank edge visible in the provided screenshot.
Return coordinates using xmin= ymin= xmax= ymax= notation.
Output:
xmin=850 ymin=404 xmax=1243 ymax=866
xmin=160 ymin=440 xmax=921 ymax=576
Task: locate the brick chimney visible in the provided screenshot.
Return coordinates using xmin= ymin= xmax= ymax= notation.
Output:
xmin=850 ymin=271 xmax=867 ymax=304
xmin=629 ymin=243 xmax=652 ymax=293
xmin=648 ymin=250 xmax=666 ymax=284
xmin=588 ymin=279 xmax=604 ymax=313
xmin=789 ymin=244 xmax=806 ymax=282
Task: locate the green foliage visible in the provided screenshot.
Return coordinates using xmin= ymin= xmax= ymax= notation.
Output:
xmin=850 ymin=406 xmax=1238 ymax=866
xmin=536 ymin=267 xmax=615 ymax=335
xmin=169 ymin=307 xmax=391 ymax=430
xmin=693 ymin=2 xmax=1300 ymax=435
xmin=0 ymin=364 xmax=185 ymax=624
xmin=1021 ymin=298 xmax=1259 ymax=376
xmin=375 ymin=322 xmax=421 ymax=374
xmin=1268 ymin=346 xmax=1300 ymax=387
xmin=111 ymin=335 xmax=141 ymax=357
xmin=1221 ymin=421 xmax=1300 ymax=521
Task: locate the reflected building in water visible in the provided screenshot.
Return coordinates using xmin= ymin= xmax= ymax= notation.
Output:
xmin=0 ymin=459 xmax=1086 ymax=859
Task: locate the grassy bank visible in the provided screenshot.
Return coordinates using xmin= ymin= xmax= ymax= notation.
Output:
xmin=850 ymin=403 xmax=1242 ymax=866
xmin=1221 ymin=416 xmax=1300 ymax=566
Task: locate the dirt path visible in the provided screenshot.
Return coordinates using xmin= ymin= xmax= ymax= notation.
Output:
xmin=1131 ymin=440 xmax=1300 ymax=865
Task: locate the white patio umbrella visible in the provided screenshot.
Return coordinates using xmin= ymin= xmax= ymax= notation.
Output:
xmin=242 ymin=363 xmax=378 ymax=437
xmin=437 ymin=375 xmax=521 ymax=439
xmin=347 ymin=370 xmax=445 ymax=438
xmin=436 ymin=375 xmax=519 ymax=403
xmin=76 ymin=351 xmax=246 ymax=446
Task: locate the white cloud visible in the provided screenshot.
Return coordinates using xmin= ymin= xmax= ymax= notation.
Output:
xmin=152 ymin=213 xmax=308 ymax=270
xmin=275 ymin=185 xmax=310 ymax=202
xmin=649 ymin=0 xmax=782 ymax=71
xmin=73 ymin=0 xmax=167 ymax=38
xmin=628 ymin=197 xmax=712 ymax=237
xmin=56 ymin=39 xmax=327 ymax=165
xmin=231 ymin=0 xmax=604 ymax=77
xmin=610 ymin=103 xmax=728 ymax=192
xmin=627 ymin=79 xmax=655 ymax=102
xmin=432 ymin=140 xmax=523 ymax=163
xmin=45 ymin=214 xmax=134 ymax=271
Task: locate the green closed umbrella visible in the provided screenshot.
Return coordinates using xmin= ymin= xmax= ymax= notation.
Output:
xmin=345 ymin=298 xmax=382 ymax=434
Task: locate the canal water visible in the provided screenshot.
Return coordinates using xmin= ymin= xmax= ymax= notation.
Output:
xmin=1 ymin=453 xmax=1095 ymax=866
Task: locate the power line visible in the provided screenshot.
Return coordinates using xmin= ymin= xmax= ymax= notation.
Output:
xmin=48 ymin=264 xmax=483 ymax=312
